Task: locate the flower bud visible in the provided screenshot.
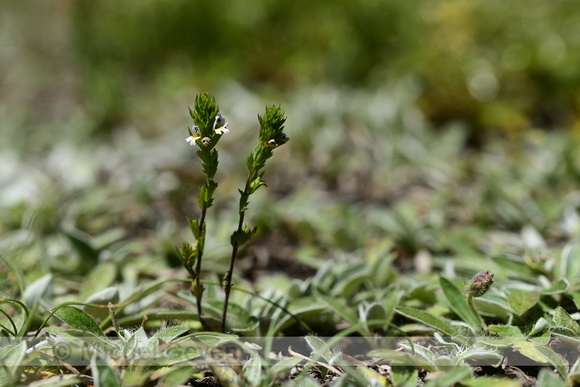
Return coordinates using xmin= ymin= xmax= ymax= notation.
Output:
xmin=466 ymin=271 xmax=494 ymax=297
xmin=201 ymin=137 xmax=211 ymax=147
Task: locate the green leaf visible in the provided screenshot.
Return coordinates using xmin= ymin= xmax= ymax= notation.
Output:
xmin=381 ymin=287 xmax=402 ymax=327
xmin=536 ymin=368 xmax=566 ymax=387
xmin=304 ymin=335 xmax=333 ymax=361
xmin=423 ymin=366 xmax=472 ymax=387
xmin=458 ymin=349 xmax=503 ymax=367
xmin=365 ymin=303 xmax=387 ymax=321
xmin=23 ymin=273 xmax=52 ymax=308
xmin=81 ymin=262 xmax=118 ymax=301
xmin=463 ymin=378 xmax=522 ymax=387
xmin=230 ymin=226 xmax=257 ymax=247
xmin=52 ymin=305 xmax=106 ymax=338
xmin=357 ymin=366 xmax=388 ymax=387
xmin=542 ymin=278 xmax=569 ymax=295
xmin=508 ymin=289 xmax=539 ymax=316
xmin=272 ymin=296 xmax=328 ymax=334
xmin=83 ymin=286 xmax=120 ymax=320
xmin=535 ymin=345 xmax=567 ymax=379
xmin=123 ymin=326 xmax=151 ymax=357
xmin=0 ymin=341 xmax=26 ymax=377
xmin=315 ymin=294 xmax=364 ymax=333
xmin=63 ymin=227 xmax=99 ymax=269
xmin=152 ymin=325 xmax=190 ymax=343
xmin=439 ymin=277 xmax=480 ymax=330
xmin=553 ymin=306 xmax=580 ymax=336
xmin=390 ymin=366 xmax=418 ymax=387
xmin=188 ymin=217 xmax=200 ymax=238
xmin=242 ymin=355 xmax=262 ymax=386
xmin=159 ymin=346 xmax=202 ymax=366
xmin=160 ymin=366 xmax=197 ymax=387
xmin=91 ymin=354 xmax=121 ymax=387
xmin=269 ymin=356 xmax=302 ymax=378
xmin=513 ymin=341 xmax=549 ymax=363
xmin=395 ymin=307 xmax=457 ymax=336
xmin=487 ymin=325 xmax=525 ymax=339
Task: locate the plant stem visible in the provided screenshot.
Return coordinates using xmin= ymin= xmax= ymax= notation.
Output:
xmin=194 ymin=204 xmax=208 ymax=330
xmin=221 ymin=169 xmax=254 ymax=333
xmin=466 ymin=294 xmax=487 ymax=331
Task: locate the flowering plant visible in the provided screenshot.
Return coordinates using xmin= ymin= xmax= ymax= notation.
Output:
xmin=177 ymin=93 xmax=289 ymax=332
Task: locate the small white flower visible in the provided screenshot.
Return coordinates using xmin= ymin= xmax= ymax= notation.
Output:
xmin=186 ymin=125 xmax=201 ymax=146
xmin=213 ymin=114 xmax=230 ymax=135
xmin=186 ymin=135 xmax=201 ymax=146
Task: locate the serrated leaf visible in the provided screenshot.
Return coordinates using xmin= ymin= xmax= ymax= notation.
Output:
xmin=439 ymin=277 xmax=480 ymax=330
xmin=230 ymin=226 xmax=257 ymax=247
xmin=52 ymin=305 xmax=106 ymax=338
xmin=188 ymin=217 xmax=200 ymax=238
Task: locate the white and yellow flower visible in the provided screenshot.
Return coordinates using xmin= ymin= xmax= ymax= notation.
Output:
xmin=213 ymin=114 xmax=230 ymax=135
xmin=186 ymin=125 xmax=201 ymax=146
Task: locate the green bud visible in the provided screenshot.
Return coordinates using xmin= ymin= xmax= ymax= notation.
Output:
xmin=192 ymin=282 xmax=204 ymax=300
xmin=466 ymin=271 xmax=495 ymax=298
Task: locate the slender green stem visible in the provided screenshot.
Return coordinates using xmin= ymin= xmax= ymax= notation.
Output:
xmin=194 ymin=204 xmax=208 ymax=330
xmin=221 ymin=168 xmax=254 ymax=332
xmin=466 ymin=294 xmax=486 ymax=330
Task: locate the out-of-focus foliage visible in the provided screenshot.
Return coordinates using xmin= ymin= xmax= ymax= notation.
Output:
xmin=4 ymin=1 xmax=580 ymax=142
xmin=69 ymin=0 xmax=580 ymax=141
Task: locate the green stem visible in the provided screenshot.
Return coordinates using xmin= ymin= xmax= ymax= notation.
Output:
xmin=221 ymin=168 xmax=254 ymax=333
xmin=466 ymin=294 xmax=487 ymax=331
xmin=193 ymin=201 xmax=208 ymax=330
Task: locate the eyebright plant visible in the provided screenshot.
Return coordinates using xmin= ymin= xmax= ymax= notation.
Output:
xmin=177 ymin=93 xmax=228 ymax=330
xmin=177 ymin=93 xmax=289 ymax=333
xmin=221 ymin=104 xmax=289 ymax=332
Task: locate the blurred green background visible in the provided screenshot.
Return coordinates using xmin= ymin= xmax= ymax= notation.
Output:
xmin=4 ymin=0 xmax=580 ymax=141
xmin=2 ymin=0 xmax=580 ymax=289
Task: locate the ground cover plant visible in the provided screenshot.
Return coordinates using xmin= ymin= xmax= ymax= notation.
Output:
xmin=3 ymin=1 xmax=580 ymax=386
xmin=3 ymin=87 xmax=580 ymax=386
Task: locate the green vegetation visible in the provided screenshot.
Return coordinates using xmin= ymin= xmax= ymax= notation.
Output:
xmin=2 ymin=1 xmax=580 ymax=386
